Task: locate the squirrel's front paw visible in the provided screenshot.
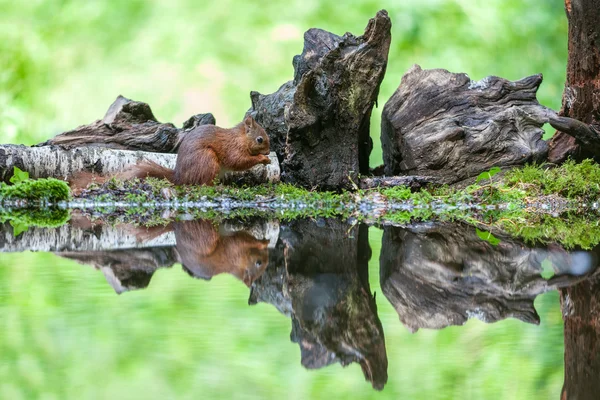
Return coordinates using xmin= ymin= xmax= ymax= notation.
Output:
xmin=260 ymin=156 xmax=271 ymax=165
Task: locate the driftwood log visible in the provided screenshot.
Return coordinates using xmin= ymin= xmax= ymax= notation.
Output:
xmin=250 ymin=219 xmax=388 ymax=390
xmin=37 ymin=95 xmax=215 ymax=152
xmin=249 ymin=10 xmax=391 ymax=190
xmin=0 ymin=144 xmax=280 ymax=186
xmin=379 ymin=223 xmax=599 ymax=332
xmin=381 ymin=66 xmax=551 ymax=184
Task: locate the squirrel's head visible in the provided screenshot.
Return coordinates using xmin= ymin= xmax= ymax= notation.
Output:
xmin=243 ymin=115 xmax=270 ymax=156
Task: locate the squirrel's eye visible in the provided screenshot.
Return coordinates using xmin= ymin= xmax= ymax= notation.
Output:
xmin=256 ymin=136 xmax=264 ymax=144
xmin=255 ymin=260 xmax=262 ymax=268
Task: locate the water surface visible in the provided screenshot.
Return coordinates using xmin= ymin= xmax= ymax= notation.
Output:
xmin=1 ymin=215 xmax=597 ymax=399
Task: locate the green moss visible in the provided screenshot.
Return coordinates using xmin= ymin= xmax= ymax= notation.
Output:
xmin=0 ymin=177 xmax=70 ymax=204
xmin=504 ymin=159 xmax=600 ymax=199
xmin=496 ymin=213 xmax=600 ymax=250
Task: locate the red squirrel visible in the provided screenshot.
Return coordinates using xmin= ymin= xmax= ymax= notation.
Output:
xmin=69 ymin=115 xmax=271 ymax=189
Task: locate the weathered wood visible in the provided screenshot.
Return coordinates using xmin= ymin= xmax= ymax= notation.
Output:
xmin=250 ymin=219 xmax=388 ymax=390
xmin=380 ymin=223 xmax=599 ymax=332
xmin=0 ymin=145 xmax=280 ymax=185
xmin=381 ymin=65 xmax=549 ymax=184
xmin=249 ymin=10 xmax=391 ymax=190
xmin=359 ymin=175 xmax=440 ymax=190
xmin=37 ymin=95 xmax=215 ymax=153
xmin=548 ymin=0 xmax=600 ymax=163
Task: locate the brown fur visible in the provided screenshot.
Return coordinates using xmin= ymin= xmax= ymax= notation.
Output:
xmin=69 ymin=115 xmax=270 ymax=190
xmin=171 ymin=220 xmax=268 ymax=286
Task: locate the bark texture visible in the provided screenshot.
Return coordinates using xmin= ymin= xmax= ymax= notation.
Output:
xmin=548 ymin=0 xmax=600 ymax=163
xmin=0 ymin=145 xmax=280 ymax=185
xmin=249 ymin=219 xmax=388 ymax=390
xmin=560 ymin=275 xmax=600 ymax=400
xmin=381 ymin=66 xmax=549 ymax=184
xmin=380 ymin=223 xmax=599 ymax=332
xmin=249 ymin=10 xmax=391 ymax=190
xmin=38 ymin=95 xmax=215 ymax=152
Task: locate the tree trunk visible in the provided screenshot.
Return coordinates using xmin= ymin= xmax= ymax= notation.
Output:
xmin=560 ymin=276 xmax=600 ymax=400
xmin=548 ymin=0 xmax=600 ymax=163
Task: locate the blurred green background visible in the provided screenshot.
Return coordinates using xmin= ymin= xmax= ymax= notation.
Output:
xmin=0 ymin=1 xmax=569 ymax=398
xmin=0 ymin=0 xmax=567 ymax=167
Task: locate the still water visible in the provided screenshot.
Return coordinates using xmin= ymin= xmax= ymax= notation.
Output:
xmin=0 ymin=214 xmax=597 ymax=399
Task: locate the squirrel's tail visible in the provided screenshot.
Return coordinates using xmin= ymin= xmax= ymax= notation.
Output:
xmin=68 ymin=160 xmax=175 ymax=193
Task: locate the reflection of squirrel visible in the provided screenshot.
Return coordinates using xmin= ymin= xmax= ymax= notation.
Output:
xmin=69 ymin=115 xmax=271 ymax=189
xmin=135 ymin=219 xmax=269 ymax=287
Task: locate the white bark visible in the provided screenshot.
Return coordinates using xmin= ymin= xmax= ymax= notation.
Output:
xmin=0 ymin=145 xmax=280 ymax=184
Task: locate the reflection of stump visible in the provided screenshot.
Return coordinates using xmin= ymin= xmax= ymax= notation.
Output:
xmin=561 ymin=276 xmax=600 ymax=400
xmin=249 ymin=11 xmax=391 ymax=190
xmin=380 ymin=223 xmax=599 ymax=332
xmin=381 ymin=66 xmax=549 ymax=184
xmin=250 ymin=219 xmax=388 ymax=390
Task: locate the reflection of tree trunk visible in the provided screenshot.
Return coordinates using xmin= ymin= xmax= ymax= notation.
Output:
xmin=561 ymin=276 xmax=600 ymax=400
xmin=548 ymin=0 xmax=600 ymax=162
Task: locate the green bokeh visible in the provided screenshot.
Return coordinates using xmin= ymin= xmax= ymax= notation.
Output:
xmin=0 ymin=1 xmax=568 ymax=398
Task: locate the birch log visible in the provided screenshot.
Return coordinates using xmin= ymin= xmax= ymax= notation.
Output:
xmin=0 ymin=145 xmax=280 ymax=185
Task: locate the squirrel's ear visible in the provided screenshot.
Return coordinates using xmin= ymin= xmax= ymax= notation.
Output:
xmin=244 ymin=115 xmax=254 ymax=131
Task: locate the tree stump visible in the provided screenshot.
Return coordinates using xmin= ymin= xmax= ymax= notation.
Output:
xmin=249 ymin=10 xmax=391 ymax=190
xmin=381 ymin=66 xmax=550 ymax=184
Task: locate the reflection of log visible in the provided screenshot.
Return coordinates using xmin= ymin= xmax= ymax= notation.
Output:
xmin=37 ymin=95 xmax=215 ymax=152
xmin=0 ymin=219 xmax=175 ymax=253
xmin=249 ymin=10 xmax=391 ymax=190
xmin=548 ymin=0 xmax=600 ymax=163
xmin=1 ymin=215 xmax=279 ymax=294
xmin=380 ymin=223 xmax=599 ymax=332
xmin=381 ymin=66 xmax=549 ymax=184
xmin=561 ymin=275 xmax=600 ymax=400
xmin=250 ymin=219 xmax=388 ymax=390
xmin=60 ymin=248 xmax=177 ymax=294
xmin=0 ymin=144 xmax=280 ymax=185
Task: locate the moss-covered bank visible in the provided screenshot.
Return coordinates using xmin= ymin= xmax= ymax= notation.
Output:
xmin=2 ymin=160 xmax=600 ymax=247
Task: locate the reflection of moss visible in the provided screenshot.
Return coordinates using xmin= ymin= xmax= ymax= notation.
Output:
xmin=496 ymin=213 xmax=600 ymax=250
xmin=0 ymin=178 xmax=70 ymax=203
xmin=0 ymin=207 xmax=71 ymax=232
